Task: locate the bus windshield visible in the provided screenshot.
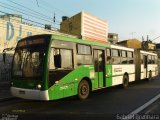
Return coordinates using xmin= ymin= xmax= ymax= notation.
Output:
xmin=12 ymin=38 xmax=48 ymax=79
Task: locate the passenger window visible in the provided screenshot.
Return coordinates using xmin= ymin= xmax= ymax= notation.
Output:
xmin=112 ymin=49 xmax=121 ymax=64
xmin=106 ymin=49 xmax=111 ymax=64
xmin=148 ymin=55 xmax=152 ymax=64
xmin=77 ymin=44 xmax=92 ymax=65
xmin=127 ymin=51 xmax=134 ymax=64
xmin=77 ymin=44 xmax=91 ymax=55
xmin=121 ymin=50 xmax=127 ymax=64
xmin=49 ymin=48 xmax=73 ymax=69
xmin=141 ymin=54 xmax=143 ymax=64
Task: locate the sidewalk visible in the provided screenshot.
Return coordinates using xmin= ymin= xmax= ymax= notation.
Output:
xmin=0 ymin=81 xmax=13 ymax=101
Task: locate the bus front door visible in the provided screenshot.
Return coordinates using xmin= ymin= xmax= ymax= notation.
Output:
xmin=93 ymin=50 xmax=105 ymax=88
xmin=143 ymin=55 xmax=148 ymax=78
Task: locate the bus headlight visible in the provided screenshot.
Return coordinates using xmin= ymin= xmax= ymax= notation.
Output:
xmin=37 ymin=84 xmax=41 ymax=89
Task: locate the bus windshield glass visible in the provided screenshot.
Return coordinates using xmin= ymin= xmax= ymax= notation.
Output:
xmin=12 ymin=37 xmax=48 ymax=79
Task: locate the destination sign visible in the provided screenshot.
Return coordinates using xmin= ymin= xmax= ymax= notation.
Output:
xmin=17 ymin=38 xmax=45 ymax=47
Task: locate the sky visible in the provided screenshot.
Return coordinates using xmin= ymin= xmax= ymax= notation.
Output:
xmin=0 ymin=0 xmax=160 ymax=42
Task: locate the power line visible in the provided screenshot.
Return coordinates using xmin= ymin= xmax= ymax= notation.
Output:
xmin=152 ymin=36 xmax=160 ymax=42
xmin=0 ymin=1 xmax=55 ymax=23
xmin=0 ymin=10 xmax=60 ymax=30
xmin=40 ymin=0 xmax=69 ymax=16
xmin=0 ymin=3 xmax=60 ymax=26
xmin=6 ymin=0 xmax=53 ymax=21
xmin=6 ymin=0 xmax=62 ymax=24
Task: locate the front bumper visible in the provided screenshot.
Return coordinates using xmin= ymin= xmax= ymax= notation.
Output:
xmin=11 ymin=87 xmax=49 ymax=101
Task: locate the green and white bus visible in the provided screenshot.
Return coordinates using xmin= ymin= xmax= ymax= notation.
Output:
xmin=10 ymin=34 xmax=158 ymax=100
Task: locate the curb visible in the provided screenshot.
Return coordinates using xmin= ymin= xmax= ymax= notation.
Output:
xmin=0 ymin=97 xmax=16 ymax=102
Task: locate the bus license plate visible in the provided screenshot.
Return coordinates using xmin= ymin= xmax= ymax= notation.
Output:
xmin=19 ymin=90 xmax=25 ymax=94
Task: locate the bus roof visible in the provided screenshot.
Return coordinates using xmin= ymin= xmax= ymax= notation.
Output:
xmin=140 ymin=50 xmax=157 ymax=55
xmin=51 ymin=34 xmax=111 ymax=48
xmin=111 ymin=44 xmax=134 ymax=51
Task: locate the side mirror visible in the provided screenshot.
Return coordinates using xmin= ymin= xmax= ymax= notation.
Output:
xmin=3 ymin=52 xmax=6 ymax=63
xmin=54 ymin=54 xmax=61 ymax=68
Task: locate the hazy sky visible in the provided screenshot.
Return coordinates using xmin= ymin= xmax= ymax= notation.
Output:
xmin=0 ymin=0 xmax=160 ymax=42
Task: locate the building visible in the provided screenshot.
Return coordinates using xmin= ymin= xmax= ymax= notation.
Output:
xmin=142 ymin=41 xmax=156 ymax=50
xmin=117 ymin=39 xmax=141 ymax=49
xmin=108 ymin=33 xmax=118 ymax=44
xmin=60 ymin=11 xmax=109 ymax=43
xmin=0 ymin=14 xmax=22 ymax=23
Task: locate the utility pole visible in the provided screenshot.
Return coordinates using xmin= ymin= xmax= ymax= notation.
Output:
xmin=53 ymin=12 xmax=55 ymax=30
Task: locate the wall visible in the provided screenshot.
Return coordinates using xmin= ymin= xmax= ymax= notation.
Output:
xmin=60 ymin=13 xmax=81 ymax=37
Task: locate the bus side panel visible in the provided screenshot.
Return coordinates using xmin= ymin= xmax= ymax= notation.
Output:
xmin=94 ymin=72 xmax=99 ymax=88
xmin=147 ymin=64 xmax=158 ymax=77
xmin=48 ymin=66 xmax=94 ymax=100
xmin=105 ymin=65 xmax=112 ymax=87
xmin=111 ymin=65 xmax=135 ymax=86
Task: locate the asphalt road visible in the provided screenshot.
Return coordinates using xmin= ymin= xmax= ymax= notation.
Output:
xmin=0 ymin=76 xmax=160 ymax=120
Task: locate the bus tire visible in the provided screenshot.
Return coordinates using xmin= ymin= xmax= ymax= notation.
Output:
xmin=78 ymin=79 xmax=90 ymax=100
xmin=122 ymin=74 xmax=129 ymax=89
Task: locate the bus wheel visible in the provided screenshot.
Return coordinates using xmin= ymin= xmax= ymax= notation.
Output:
xmin=122 ymin=75 xmax=129 ymax=89
xmin=78 ymin=80 xmax=90 ymax=100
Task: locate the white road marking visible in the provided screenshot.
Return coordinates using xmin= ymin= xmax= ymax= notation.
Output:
xmin=122 ymin=93 xmax=160 ymax=120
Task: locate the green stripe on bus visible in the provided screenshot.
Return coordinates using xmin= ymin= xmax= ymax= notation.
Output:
xmin=106 ymin=65 xmax=112 ymax=87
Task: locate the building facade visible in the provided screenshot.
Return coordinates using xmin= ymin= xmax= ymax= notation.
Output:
xmin=60 ymin=11 xmax=109 ymax=43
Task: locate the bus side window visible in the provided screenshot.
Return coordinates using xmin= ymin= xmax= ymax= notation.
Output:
xmin=49 ymin=48 xmax=55 ymax=69
xmin=54 ymin=54 xmax=61 ymax=68
xmin=148 ymin=55 xmax=152 ymax=64
xmin=141 ymin=54 xmax=143 ymax=64
xmin=51 ymin=48 xmax=73 ymax=69
xmin=155 ymin=56 xmax=158 ymax=64
xmin=76 ymin=44 xmax=92 ymax=65
xmin=112 ymin=49 xmax=121 ymax=64
xmin=127 ymin=51 xmax=133 ymax=64
xmin=106 ymin=48 xmax=111 ymax=64
xmin=121 ymin=50 xmax=127 ymax=64
xmin=152 ymin=56 xmax=155 ymax=64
